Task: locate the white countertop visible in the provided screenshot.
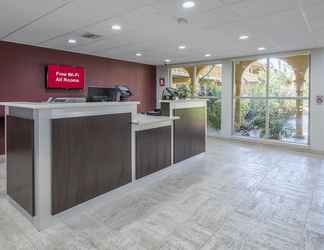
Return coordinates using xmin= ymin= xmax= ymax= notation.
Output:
xmin=132 ymin=114 xmax=179 ymax=125
xmin=3 ymin=101 xmax=140 ymax=119
xmin=160 ymin=99 xmax=208 ymax=103
xmin=0 ymin=101 xmax=140 ymax=110
xmin=160 ymin=99 xmax=207 ymax=110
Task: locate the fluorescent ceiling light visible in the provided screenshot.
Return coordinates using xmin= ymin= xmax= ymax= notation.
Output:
xmin=165 ymin=59 xmax=171 ymax=63
xmin=258 ymin=47 xmax=266 ymax=51
xmin=182 ymin=1 xmax=195 ymax=8
xmin=178 ymin=45 xmax=186 ymax=50
xmin=68 ymin=39 xmax=77 ymax=44
xmin=239 ymin=35 xmax=249 ymax=40
xmin=112 ymin=24 xmax=122 ymax=31
xmin=136 ymin=53 xmax=142 ymax=57
xmin=205 ymin=54 xmax=211 ymax=57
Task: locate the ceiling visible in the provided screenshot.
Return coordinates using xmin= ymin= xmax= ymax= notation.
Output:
xmin=1 ymin=0 xmax=324 ymax=65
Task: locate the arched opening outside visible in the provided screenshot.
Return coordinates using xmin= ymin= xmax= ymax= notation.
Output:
xmin=234 ymin=54 xmax=310 ymax=144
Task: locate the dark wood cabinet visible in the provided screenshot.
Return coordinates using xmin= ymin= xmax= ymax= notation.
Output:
xmin=174 ymin=107 xmax=206 ymax=163
xmin=160 ymin=102 xmax=170 ymax=116
xmin=136 ymin=126 xmax=172 ymax=179
xmin=7 ymin=116 xmax=35 ymax=216
xmin=51 ymin=113 xmax=132 ymax=215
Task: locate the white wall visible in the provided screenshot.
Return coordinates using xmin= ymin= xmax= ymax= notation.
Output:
xmin=310 ymin=48 xmax=324 ymax=152
xmin=156 ymin=65 xmax=170 ymax=109
xmin=220 ymin=60 xmax=233 ymax=138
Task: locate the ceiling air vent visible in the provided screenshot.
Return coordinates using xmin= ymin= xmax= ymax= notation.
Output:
xmin=81 ymin=32 xmax=102 ymax=39
xmin=177 ymin=17 xmax=189 ymax=25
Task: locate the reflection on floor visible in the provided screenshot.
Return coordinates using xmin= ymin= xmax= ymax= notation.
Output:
xmin=207 ymin=127 xmax=221 ymax=137
xmin=233 ymin=132 xmax=308 ymax=145
xmin=0 ymin=138 xmax=324 ymax=249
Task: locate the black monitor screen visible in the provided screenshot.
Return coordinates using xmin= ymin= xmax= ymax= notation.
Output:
xmin=87 ymin=87 xmax=116 ymax=102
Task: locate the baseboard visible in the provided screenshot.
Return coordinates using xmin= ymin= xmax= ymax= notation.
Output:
xmin=0 ymin=155 xmax=5 ymax=163
xmin=208 ymin=136 xmax=324 ymax=157
xmin=308 ymin=149 xmax=324 ymax=155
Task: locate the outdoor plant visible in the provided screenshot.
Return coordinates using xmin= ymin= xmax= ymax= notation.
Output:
xmin=207 ymin=99 xmax=221 ymax=130
xmin=200 ymin=79 xmax=222 ymax=130
xmin=176 ymin=84 xmax=192 ymax=99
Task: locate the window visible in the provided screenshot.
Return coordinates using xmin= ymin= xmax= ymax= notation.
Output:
xmin=197 ymin=64 xmax=222 ymax=134
xmin=171 ymin=66 xmax=194 ymax=98
xmin=170 ymin=64 xmax=223 ymax=135
xmin=233 ymin=54 xmax=310 ymax=144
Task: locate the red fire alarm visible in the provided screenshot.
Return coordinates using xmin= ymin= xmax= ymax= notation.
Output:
xmin=159 ymin=78 xmax=165 ymax=87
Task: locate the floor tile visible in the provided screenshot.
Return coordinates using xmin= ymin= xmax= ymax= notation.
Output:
xmin=0 ymin=138 xmax=323 ymax=249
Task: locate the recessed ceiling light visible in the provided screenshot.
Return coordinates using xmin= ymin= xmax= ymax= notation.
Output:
xmin=112 ymin=24 xmax=122 ymax=31
xmin=239 ymin=35 xmax=249 ymax=40
xmin=258 ymin=47 xmax=266 ymax=51
xmin=205 ymin=54 xmax=211 ymax=57
xmin=136 ymin=53 xmax=142 ymax=57
xmin=178 ymin=45 xmax=186 ymax=50
xmin=165 ymin=59 xmax=171 ymax=63
xmin=182 ymin=1 xmax=195 ymax=8
xmin=68 ymin=39 xmax=77 ymax=44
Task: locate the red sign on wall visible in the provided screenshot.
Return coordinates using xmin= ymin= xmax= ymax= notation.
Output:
xmin=159 ymin=78 xmax=165 ymax=87
xmin=47 ymin=65 xmax=85 ymax=89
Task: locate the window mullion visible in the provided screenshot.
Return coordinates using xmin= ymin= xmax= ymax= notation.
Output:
xmin=265 ymin=57 xmax=270 ymax=138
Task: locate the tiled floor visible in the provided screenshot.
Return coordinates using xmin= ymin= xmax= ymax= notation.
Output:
xmin=1 ymin=138 xmax=324 ymax=249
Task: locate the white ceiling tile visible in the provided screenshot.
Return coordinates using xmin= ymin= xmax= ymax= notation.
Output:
xmin=0 ymin=0 xmax=69 ymax=38
xmin=232 ymin=0 xmax=298 ymax=18
xmin=302 ymin=1 xmax=324 ymax=31
xmin=5 ymin=0 xmax=156 ymax=44
xmin=1 ymin=0 xmax=324 ymax=64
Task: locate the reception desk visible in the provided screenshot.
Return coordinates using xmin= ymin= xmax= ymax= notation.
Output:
xmin=1 ymin=100 xmax=206 ymax=230
xmin=161 ymin=99 xmax=207 ymax=163
xmin=2 ymin=102 xmax=138 ymax=230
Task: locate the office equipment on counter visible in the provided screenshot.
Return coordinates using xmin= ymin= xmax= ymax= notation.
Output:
xmin=87 ymin=85 xmax=132 ymax=102
xmin=47 ymin=97 xmax=87 ymax=103
xmin=116 ymin=85 xmax=132 ymax=101
xmin=146 ymin=109 xmax=161 ymax=116
xmin=162 ymin=87 xmax=178 ymax=100
xmin=87 ymin=87 xmax=113 ymax=102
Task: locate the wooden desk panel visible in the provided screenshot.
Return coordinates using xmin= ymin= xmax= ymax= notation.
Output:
xmin=136 ymin=126 xmax=171 ymax=179
xmin=7 ymin=116 xmax=35 ymax=216
xmin=52 ymin=113 xmax=132 ymax=215
xmin=174 ymin=107 xmax=206 ymax=163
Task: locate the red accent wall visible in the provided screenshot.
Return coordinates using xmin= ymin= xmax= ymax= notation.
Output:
xmin=0 ymin=41 xmax=156 ymax=155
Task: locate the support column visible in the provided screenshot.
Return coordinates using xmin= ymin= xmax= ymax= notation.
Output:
xmin=220 ymin=61 xmax=234 ymax=138
xmin=295 ymin=74 xmax=305 ymax=138
xmin=286 ymin=55 xmax=308 ymax=139
xmin=234 ymin=62 xmax=246 ymax=129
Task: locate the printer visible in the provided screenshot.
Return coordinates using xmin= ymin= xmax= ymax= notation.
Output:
xmin=87 ymin=85 xmax=132 ymax=102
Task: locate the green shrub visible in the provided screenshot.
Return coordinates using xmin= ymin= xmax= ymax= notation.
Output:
xmin=176 ymin=84 xmax=192 ymax=99
xmin=207 ymin=99 xmax=221 ymax=130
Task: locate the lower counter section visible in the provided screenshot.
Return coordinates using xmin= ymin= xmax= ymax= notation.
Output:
xmin=174 ymin=107 xmax=206 ymax=163
xmin=160 ymin=100 xmax=207 ymax=164
xmin=52 ymin=113 xmax=132 ymax=215
xmin=136 ymin=126 xmax=171 ymax=179
xmin=7 ymin=116 xmax=35 ymax=216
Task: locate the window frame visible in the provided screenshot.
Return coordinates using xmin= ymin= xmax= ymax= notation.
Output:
xmin=232 ymin=53 xmax=311 ymax=145
xmin=169 ymin=63 xmax=223 ymax=133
